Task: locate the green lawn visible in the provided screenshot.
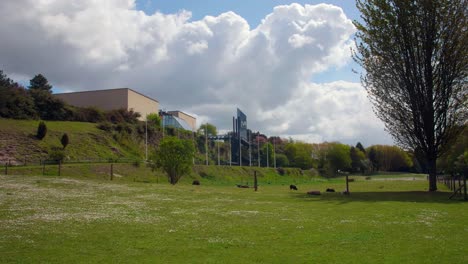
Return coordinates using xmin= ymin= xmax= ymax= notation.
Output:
xmin=0 ymin=118 xmax=143 ymax=162
xmin=0 ymin=173 xmax=466 ymax=263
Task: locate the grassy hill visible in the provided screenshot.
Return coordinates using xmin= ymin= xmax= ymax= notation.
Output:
xmin=0 ymin=118 xmax=144 ymax=164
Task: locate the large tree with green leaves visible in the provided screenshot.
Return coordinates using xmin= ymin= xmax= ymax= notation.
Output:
xmin=354 ymin=0 xmax=468 ymax=191
xmin=198 ymin=123 xmax=217 ymax=136
xmin=154 ymin=136 xmax=195 ymax=185
xmin=0 ymin=70 xmax=37 ymax=119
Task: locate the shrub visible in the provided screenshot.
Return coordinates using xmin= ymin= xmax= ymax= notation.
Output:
xmin=61 ymin=133 xmax=69 ymax=149
xmin=36 ymin=121 xmax=47 ymax=140
xmin=48 ymin=147 xmax=65 ymax=162
xmin=97 ymin=122 xmax=113 ymax=132
xmin=132 ymin=160 xmax=141 ymax=167
xmin=276 ymin=167 xmax=286 ymax=175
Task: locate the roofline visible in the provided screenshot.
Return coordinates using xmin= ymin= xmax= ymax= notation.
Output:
xmin=54 ymin=88 xmax=159 ymax=103
xmin=167 ymin=110 xmax=196 ymax=119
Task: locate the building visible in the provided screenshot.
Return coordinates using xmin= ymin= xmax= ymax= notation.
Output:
xmin=167 ymin=111 xmax=197 ymax=131
xmin=55 ymin=88 xmax=159 ymax=120
xmin=160 ymin=111 xmax=196 ymax=131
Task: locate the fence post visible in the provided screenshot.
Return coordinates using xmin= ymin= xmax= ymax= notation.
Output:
xmin=346 ymin=174 xmax=350 ymax=194
xmin=254 ymin=171 xmax=258 ymax=191
xmin=464 ymin=174 xmax=467 ymax=201
xmin=110 ymin=163 xmax=113 ymax=181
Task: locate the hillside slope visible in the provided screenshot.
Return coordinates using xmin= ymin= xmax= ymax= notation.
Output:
xmin=0 ymin=118 xmax=144 ymax=164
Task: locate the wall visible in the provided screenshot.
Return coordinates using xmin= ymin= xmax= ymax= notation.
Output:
xmin=127 ymin=89 xmax=159 ymax=120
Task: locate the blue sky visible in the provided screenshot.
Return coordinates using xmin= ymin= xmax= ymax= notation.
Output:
xmin=136 ymin=0 xmax=361 ymax=27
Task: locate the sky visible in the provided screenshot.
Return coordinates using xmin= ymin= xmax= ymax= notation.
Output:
xmin=0 ymin=0 xmax=394 ymax=146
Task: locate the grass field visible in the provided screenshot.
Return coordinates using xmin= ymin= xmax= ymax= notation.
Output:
xmin=0 ymin=118 xmax=143 ymax=163
xmin=0 ymin=172 xmax=466 ymax=263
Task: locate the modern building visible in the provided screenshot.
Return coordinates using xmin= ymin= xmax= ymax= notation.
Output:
xmin=160 ymin=111 xmax=196 ymax=131
xmin=167 ymin=111 xmax=197 ymax=131
xmin=55 ymin=88 xmax=159 ymax=120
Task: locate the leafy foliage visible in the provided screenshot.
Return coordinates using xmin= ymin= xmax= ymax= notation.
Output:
xmin=284 ymin=142 xmax=314 ymax=169
xmin=366 ymin=145 xmax=413 ymax=172
xmin=354 ymin=0 xmax=468 ymax=191
xmin=154 ymin=136 xmax=195 ymax=185
xmin=29 ymin=74 xmax=52 ymax=92
xmin=198 ymin=123 xmax=217 ymax=136
xmin=0 ymin=71 xmax=37 ymax=119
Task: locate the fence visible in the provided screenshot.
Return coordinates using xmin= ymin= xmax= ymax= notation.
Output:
xmin=0 ymin=159 xmax=154 ymax=182
xmin=437 ymin=173 xmax=467 ymax=200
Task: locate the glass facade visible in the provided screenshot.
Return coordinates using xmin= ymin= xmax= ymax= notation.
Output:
xmin=162 ymin=114 xmax=193 ymax=131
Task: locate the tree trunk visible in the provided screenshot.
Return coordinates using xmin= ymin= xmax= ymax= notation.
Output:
xmin=427 ymin=156 xmax=437 ymax=192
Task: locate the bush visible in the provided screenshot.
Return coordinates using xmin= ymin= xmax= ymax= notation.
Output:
xmin=132 ymin=160 xmax=141 ymax=167
xmin=97 ymin=122 xmax=113 ymax=132
xmin=61 ymin=133 xmax=69 ymax=149
xmin=48 ymin=147 xmax=65 ymax=162
xmin=276 ymin=167 xmax=286 ymax=175
xmin=36 ymin=121 xmax=47 ymax=140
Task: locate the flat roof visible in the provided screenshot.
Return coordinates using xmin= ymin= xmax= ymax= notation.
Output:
xmin=55 ymin=87 xmax=159 ymax=103
xmin=167 ymin=110 xmax=196 ymax=119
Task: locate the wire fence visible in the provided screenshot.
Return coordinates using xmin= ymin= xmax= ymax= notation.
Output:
xmin=437 ymin=173 xmax=467 ymax=200
xmin=0 ymin=158 xmax=144 ymax=167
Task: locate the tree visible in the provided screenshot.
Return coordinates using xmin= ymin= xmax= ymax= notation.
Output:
xmin=29 ymin=74 xmax=52 ymax=92
xmin=326 ymin=143 xmax=352 ymax=176
xmin=36 ymin=121 xmax=47 ymax=140
xmin=28 ymin=74 xmax=71 ymax=120
xmin=0 ymin=71 xmax=37 ymax=119
xmin=154 ymin=136 xmax=195 ymax=185
xmin=354 ymin=0 xmax=468 ymax=191
xmin=356 ymin=142 xmax=366 ymax=153
xmin=350 ymin=147 xmax=366 ymax=173
xmin=198 ymin=123 xmax=217 ymax=136
xmin=284 ymin=142 xmax=314 ymax=169
xmin=61 ymin=133 xmax=69 ymax=149
xmin=275 ymin=153 xmax=290 ymax=168
xmin=367 ymin=147 xmax=379 ymax=172
xmin=146 ymin=113 xmax=161 ymax=129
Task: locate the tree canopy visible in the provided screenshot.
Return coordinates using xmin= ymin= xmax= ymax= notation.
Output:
xmin=354 ymin=0 xmax=468 ymax=191
xmin=198 ymin=123 xmax=217 ymax=136
xmin=154 ymin=136 xmax=195 ymax=185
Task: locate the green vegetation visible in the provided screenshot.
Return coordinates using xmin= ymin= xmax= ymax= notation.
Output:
xmin=354 ymin=0 xmax=467 ymax=191
xmin=36 ymin=121 xmax=47 ymax=140
xmin=0 ymin=118 xmax=143 ymax=163
xmin=60 ymin=133 xmax=69 ymax=149
xmin=0 ymin=172 xmax=465 ymax=263
xmin=153 ymin=136 xmax=195 ymax=184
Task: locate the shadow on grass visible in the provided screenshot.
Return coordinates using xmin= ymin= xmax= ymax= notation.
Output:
xmin=291 ymin=191 xmax=465 ymax=204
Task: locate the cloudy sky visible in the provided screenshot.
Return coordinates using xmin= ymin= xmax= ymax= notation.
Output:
xmin=0 ymin=0 xmax=394 ymax=146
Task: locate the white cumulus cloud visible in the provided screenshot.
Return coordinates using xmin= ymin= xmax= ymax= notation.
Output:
xmin=0 ymin=1 xmax=392 ymax=146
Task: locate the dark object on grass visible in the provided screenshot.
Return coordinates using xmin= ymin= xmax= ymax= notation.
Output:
xmin=290 ymin=184 xmax=298 ymax=190
xmin=61 ymin=133 xmax=69 ymax=149
xmin=326 ymin=188 xmax=335 ymax=192
xmin=36 ymin=121 xmax=47 ymax=140
xmin=192 ymin=180 xmax=200 ymax=185
xmin=236 ymin=184 xmax=249 ymax=188
xmin=348 ymin=178 xmax=355 ymax=182
xmin=307 ymin=190 xmax=321 ymax=195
